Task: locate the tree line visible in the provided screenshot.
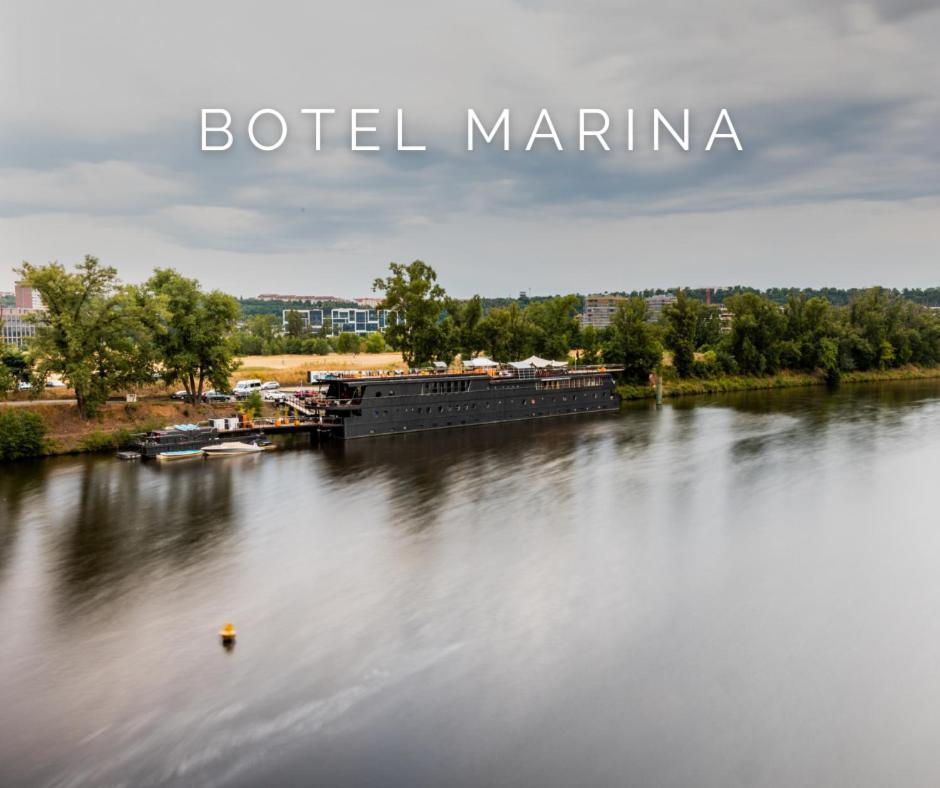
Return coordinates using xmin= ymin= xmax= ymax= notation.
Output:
xmin=373 ymin=261 xmax=940 ymax=383
xmin=5 ymin=257 xmax=940 ymax=417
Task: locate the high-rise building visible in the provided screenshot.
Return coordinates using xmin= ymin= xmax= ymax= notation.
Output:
xmin=583 ymin=294 xmax=627 ymax=329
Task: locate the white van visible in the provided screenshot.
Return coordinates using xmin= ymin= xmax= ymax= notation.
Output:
xmin=233 ymin=379 xmax=262 ymax=399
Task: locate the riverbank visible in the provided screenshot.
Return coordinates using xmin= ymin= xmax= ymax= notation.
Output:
xmin=0 ymin=400 xmax=246 ymax=457
xmin=617 ymin=364 xmax=940 ymax=400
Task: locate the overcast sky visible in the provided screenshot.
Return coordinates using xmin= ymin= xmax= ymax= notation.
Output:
xmin=1 ymin=0 xmax=938 ymax=298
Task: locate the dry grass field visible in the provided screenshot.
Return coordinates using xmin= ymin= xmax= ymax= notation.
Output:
xmin=234 ymin=352 xmax=407 ymax=386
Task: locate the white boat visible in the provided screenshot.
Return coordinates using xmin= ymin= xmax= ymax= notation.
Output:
xmin=156 ymin=449 xmax=204 ymax=461
xmin=202 ymin=441 xmax=264 ymax=457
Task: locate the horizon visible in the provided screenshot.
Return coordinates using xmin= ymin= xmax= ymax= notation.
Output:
xmin=6 ymin=265 xmax=940 ymax=303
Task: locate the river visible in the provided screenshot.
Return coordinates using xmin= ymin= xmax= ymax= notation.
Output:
xmin=2 ymin=381 xmax=940 ymax=787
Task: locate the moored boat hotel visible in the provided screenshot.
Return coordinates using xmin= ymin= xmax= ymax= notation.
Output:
xmin=315 ymin=358 xmax=621 ymax=439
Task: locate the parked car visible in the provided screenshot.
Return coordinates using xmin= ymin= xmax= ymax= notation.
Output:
xmin=170 ymin=390 xmax=191 ymax=401
xmin=17 ymin=381 xmax=33 ymax=392
xmin=233 ymin=379 xmax=263 ymax=399
xmin=203 ymin=389 xmax=233 ymax=403
xmin=260 ymin=381 xmax=280 ymax=391
xmin=45 ymin=379 xmax=67 ymax=388
xmin=262 ymin=390 xmax=287 ymax=403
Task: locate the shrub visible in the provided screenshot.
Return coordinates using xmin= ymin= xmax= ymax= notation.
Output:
xmin=239 ymin=391 xmax=264 ymax=419
xmin=0 ymin=409 xmax=47 ymax=461
xmin=302 ymin=337 xmax=332 ymax=355
xmin=78 ymin=429 xmax=129 ymax=453
xmin=364 ymin=332 xmax=386 ymax=353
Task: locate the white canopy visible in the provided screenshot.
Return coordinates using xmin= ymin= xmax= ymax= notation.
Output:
xmin=516 ymin=355 xmax=568 ymax=369
xmin=463 ymin=356 xmax=499 ymax=369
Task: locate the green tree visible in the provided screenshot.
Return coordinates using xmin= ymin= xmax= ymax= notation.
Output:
xmin=724 ymin=292 xmax=785 ymax=375
xmin=284 ymin=310 xmax=308 ymax=339
xmin=146 ymin=268 xmax=241 ymax=402
xmin=578 ymin=324 xmax=602 ymax=366
xmin=17 ymin=256 xmax=156 ymax=418
xmin=525 ymin=295 xmax=581 ymax=360
xmin=373 ymin=260 xmax=447 ymax=366
xmin=336 ymin=332 xmax=362 ymax=354
xmin=364 ymin=332 xmax=386 ymax=353
xmin=603 ymin=297 xmax=663 ymax=382
xmin=442 ymin=295 xmax=485 ymax=361
xmin=663 ymin=290 xmax=700 ymax=378
xmin=477 ymin=302 xmax=537 ymax=361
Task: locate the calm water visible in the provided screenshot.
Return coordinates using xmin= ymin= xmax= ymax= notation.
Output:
xmin=3 ymin=381 xmax=940 ymax=787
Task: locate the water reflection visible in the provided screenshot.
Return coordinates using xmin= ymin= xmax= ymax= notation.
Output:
xmin=320 ymin=412 xmax=622 ymax=530
xmin=53 ymin=456 xmax=239 ymax=615
xmin=2 ymin=380 xmax=940 ymax=787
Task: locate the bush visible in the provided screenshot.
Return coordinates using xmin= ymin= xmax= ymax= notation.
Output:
xmin=78 ymin=428 xmax=132 ymax=453
xmin=335 ymin=332 xmax=362 ymax=354
xmin=301 ymin=337 xmax=332 ymax=355
xmin=690 ymin=351 xmax=720 ymax=379
xmin=239 ymin=391 xmax=264 ymax=419
xmin=364 ymin=332 xmax=386 ymax=353
xmin=0 ymin=409 xmax=47 ymax=460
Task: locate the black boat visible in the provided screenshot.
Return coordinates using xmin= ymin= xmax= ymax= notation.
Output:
xmin=132 ymin=425 xmax=221 ymax=458
xmin=315 ymin=364 xmax=621 ymax=439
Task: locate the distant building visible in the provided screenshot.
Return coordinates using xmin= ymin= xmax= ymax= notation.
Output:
xmin=15 ymin=283 xmax=43 ymax=310
xmin=283 ymin=307 xmax=394 ymax=336
xmin=583 ymin=294 xmax=627 ymax=329
xmin=354 ymin=297 xmax=383 ymax=308
xmin=0 ymin=307 xmax=41 ymax=348
xmin=257 ymin=293 xmax=344 ymax=303
xmin=644 ymin=293 xmax=677 ymax=322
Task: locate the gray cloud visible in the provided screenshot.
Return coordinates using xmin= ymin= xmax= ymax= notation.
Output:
xmin=0 ymin=0 xmax=938 ymax=294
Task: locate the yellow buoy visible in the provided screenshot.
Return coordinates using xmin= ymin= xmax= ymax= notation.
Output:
xmin=219 ymin=622 xmax=237 ymax=641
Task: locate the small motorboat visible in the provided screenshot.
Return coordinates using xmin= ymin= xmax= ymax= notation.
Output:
xmin=202 ymin=441 xmax=264 ymax=458
xmin=156 ymin=449 xmax=204 ymax=461
xmin=254 ymin=436 xmax=276 ymax=451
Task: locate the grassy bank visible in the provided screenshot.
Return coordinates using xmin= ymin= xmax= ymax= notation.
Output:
xmin=617 ymin=365 xmax=940 ymax=400
xmin=0 ymin=400 xmax=245 ymax=457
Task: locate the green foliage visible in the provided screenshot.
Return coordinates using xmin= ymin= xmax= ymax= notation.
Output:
xmin=16 ymin=256 xmax=157 ymax=418
xmin=146 ymin=269 xmax=241 ymax=401
xmin=477 ymin=302 xmax=536 ymax=361
xmin=364 ymin=332 xmax=386 ymax=353
xmin=235 ymin=313 xmax=284 ymax=355
xmin=239 ymin=391 xmax=264 ymax=419
xmin=578 ymin=325 xmax=602 ymax=366
xmin=602 ymin=297 xmax=663 ymax=383
xmin=302 ymin=337 xmax=332 ymax=355
xmin=335 ymin=332 xmax=362 ymax=354
xmin=1 ymin=345 xmax=31 ymax=392
xmin=78 ymin=428 xmax=134 ymax=453
xmin=283 ymin=310 xmax=308 ymax=339
xmin=663 ymin=290 xmax=700 ymax=378
xmin=442 ymin=295 xmax=485 ymax=361
xmin=0 ymin=409 xmax=47 ymax=460
xmin=373 ymin=260 xmax=447 ymax=366
xmin=525 ymin=294 xmax=581 ymax=360
xmin=724 ymin=292 xmax=785 ymax=375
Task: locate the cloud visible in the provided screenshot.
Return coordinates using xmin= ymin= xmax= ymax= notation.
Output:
xmin=0 ymin=0 xmax=937 ymax=293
